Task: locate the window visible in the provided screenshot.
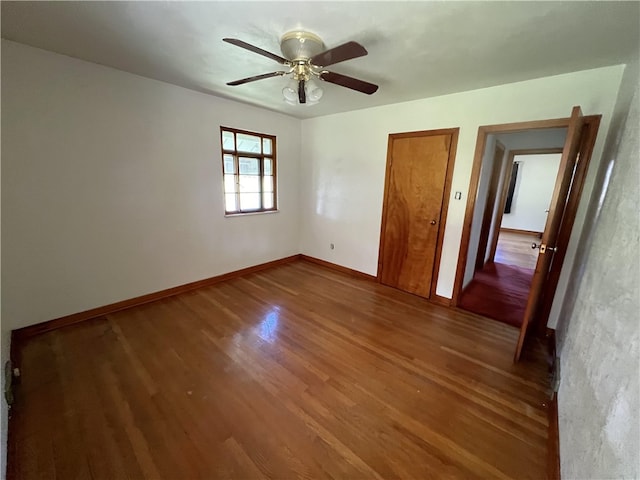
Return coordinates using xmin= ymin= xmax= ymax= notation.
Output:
xmin=220 ymin=127 xmax=277 ymax=215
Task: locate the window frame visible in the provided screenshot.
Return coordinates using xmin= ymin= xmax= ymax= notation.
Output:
xmin=220 ymin=126 xmax=277 ymax=216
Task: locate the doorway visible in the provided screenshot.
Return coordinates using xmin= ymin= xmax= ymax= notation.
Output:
xmin=452 ymin=109 xmax=601 ymax=360
xmin=378 ymin=128 xmax=458 ymax=301
xmin=459 ymin=147 xmax=564 ymax=328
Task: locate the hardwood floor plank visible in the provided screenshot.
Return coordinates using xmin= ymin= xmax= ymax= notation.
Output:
xmin=495 ymin=231 xmax=541 ymax=269
xmin=9 ymin=261 xmax=551 ymax=479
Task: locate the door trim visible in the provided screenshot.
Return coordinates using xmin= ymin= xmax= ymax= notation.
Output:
xmin=452 ymin=115 xmax=600 ymax=309
xmin=377 ymin=127 xmax=459 ymax=302
xmin=451 ymin=117 xmax=572 ymax=306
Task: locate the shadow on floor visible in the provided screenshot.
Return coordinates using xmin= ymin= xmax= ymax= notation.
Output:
xmin=459 ymin=262 xmax=534 ymax=328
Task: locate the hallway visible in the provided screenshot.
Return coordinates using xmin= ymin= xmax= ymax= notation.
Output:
xmin=459 ymin=232 xmax=538 ymax=327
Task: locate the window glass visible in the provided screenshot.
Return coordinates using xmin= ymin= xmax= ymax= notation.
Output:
xmin=263 ymin=176 xmax=273 ymax=193
xmin=236 ymin=133 xmax=261 ymax=153
xmin=222 ymin=131 xmax=235 ymax=151
xmin=240 ymin=193 xmax=261 ymax=210
xmin=224 ymin=194 xmax=237 ymax=212
xmin=220 ymin=127 xmax=276 ymax=214
xmin=239 ymin=157 xmax=260 ymax=175
xmin=224 ymin=175 xmax=236 ymax=192
xmin=262 ymin=138 xmax=272 ymax=155
xmin=239 ymin=175 xmax=260 ymax=193
xmin=223 ymin=154 xmax=235 ymax=174
xmin=263 ymin=192 xmax=274 ymax=210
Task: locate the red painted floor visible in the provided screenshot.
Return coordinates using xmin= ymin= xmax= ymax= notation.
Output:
xmin=458 ymin=262 xmax=534 ymax=328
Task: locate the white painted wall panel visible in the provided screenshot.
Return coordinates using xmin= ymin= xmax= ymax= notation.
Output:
xmin=300 ymin=65 xmax=623 ymax=304
xmin=557 ymin=80 xmax=639 ymax=480
xmin=463 ymin=135 xmax=496 ymax=287
xmin=1 ymin=40 xmax=301 ymax=330
xmin=501 ymin=153 xmax=562 ymax=232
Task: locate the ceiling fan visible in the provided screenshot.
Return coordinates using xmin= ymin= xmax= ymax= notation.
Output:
xmin=223 ymin=31 xmax=378 ymax=105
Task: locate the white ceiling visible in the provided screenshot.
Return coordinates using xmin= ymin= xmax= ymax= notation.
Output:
xmin=2 ymin=1 xmax=639 ymax=119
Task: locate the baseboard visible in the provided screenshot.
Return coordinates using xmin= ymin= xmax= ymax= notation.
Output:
xmin=299 ymin=255 xmax=377 ymax=281
xmin=546 ymin=327 xmax=561 ymax=479
xmin=548 ymin=391 xmax=561 ymax=479
xmin=12 ymin=254 xmax=443 ymax=341
xmin=546 ymin=327 xmax=557 ymax=361
xmin=547 ymin=328 xmax=560 ymax=389
xmin=299 ymin=256 xmax=452 ymax=307
xmin=13 ymin=254 xmax=301 ymax=341
xmin=500 ymin=227 xmax=543 ymax=236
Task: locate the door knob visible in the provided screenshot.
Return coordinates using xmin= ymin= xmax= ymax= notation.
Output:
xmin=430 ymin=220 xmax=437 ymax=225
xmin=533 ymin=243 xmax=558 ymax=253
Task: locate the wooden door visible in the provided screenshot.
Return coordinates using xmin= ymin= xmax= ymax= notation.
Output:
xmin=514 ymin=106 xmax=584 ymax=361
xmin=533 ymin=116 xmax=601 ymax=335
xmin=378 ymin=130 xmax=456 ymax=298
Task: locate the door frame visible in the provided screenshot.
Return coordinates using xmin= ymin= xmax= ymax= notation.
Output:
xmin=451 ymin=115 xmax=601 ymax=333
xmin=377 ymin=127 xmax=459 ymax=305
xmin=486 ymin=147 xmax=564 ymax=264
xmin=474 ymin=140 xmax=506 ymax=271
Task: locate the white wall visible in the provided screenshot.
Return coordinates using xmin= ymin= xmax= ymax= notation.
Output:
xmin=556 ymin=80 xmax=639 ymax=479
xmin=300 ymin=65 xmax=624 ymax=301
xmin=1 ymin=40 xmax=302 ymax=330
xmin=0 ymin=126 xmax=6 ymax=479
xmin=501 ymin=153 xmax=562 ymax=232
xmin=462 ymin=134 xmax=498 ymax=287
xmin=483 ymin=150 xmax=508 ymax=266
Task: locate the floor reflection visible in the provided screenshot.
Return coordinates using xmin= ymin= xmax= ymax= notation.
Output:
xmin=256 ymin=307 xmax=280 ymax=343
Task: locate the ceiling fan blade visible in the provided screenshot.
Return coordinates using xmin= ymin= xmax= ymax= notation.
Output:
xmin=223 ymin=38 xmax=290 ymax=65
xmin=227 ymin=71 xmax=286 ymax=86
xmin=320 ymin=71 xmax=379 ymax=95
xmin=298 ymin=79 xmax=306 ymax=104
xmin=310 ymin=41 xmax=368 ymax=67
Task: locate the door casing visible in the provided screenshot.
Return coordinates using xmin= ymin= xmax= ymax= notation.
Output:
xmin=452 ymin=114 xmax=601 ymax=337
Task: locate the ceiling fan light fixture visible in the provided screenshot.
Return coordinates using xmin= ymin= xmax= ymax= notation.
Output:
xmin=225 ymin=31 xmax=379 ymax=106
xmin=280 ymin=30 xmax=324 ymax=61
xmin=305 ymin=79 xmax=323 ymax=105
xmin=282 ymin=81 xmax=298 ymax=103
xmin=282 ymin=77 xmax=323 ymax=106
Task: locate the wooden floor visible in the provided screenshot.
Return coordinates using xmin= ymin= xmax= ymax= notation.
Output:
xmin=459 ymin=263 xmax=534 ymax=328
xmin=9 ymin=260 xmax=551 ymax=479
xmin=495 ymin=232 xmax=541 ymax=270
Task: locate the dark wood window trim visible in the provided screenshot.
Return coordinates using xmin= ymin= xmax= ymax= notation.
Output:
xmin=220 ymin=126 xmax=277 ymax=215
